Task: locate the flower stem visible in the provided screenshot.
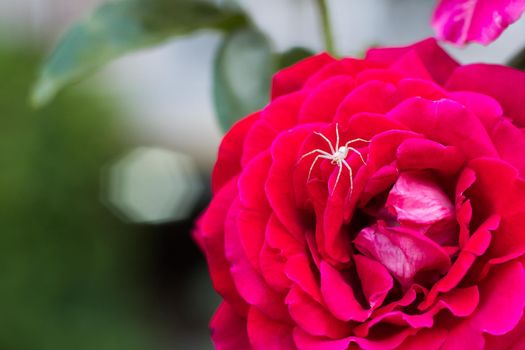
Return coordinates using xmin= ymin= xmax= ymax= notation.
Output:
xmin=315 ymin=0 xmax=336 ymax=56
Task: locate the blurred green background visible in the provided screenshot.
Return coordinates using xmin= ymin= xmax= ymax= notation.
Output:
xmin=0 ymin=43 xmax=217 ymax=350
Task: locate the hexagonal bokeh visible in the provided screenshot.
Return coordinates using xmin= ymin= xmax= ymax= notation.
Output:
xmin=104 ymin=147 xmax=204 ymax=224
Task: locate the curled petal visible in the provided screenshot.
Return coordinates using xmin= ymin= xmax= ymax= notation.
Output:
xmin=354 ymin=254 xmax=394 ymax=309
xmin=320 ymin=261 xmax=371 ymax=322
xmin=354 ymin=223 xmax=451 ymax=288
xmin=432 ymin=0 xmax=525 ymax=45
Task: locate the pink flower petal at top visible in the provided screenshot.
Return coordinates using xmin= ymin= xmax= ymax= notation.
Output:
xmin=432 ymin=0 xmax=525 ymax=45
xmin=385 ymin=171 xmax=458 ymax=246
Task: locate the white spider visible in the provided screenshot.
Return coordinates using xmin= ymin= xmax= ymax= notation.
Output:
xmin=300 ymin=123 xmax=369 ymax=196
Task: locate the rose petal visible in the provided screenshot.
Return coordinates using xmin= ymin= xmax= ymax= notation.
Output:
xmin=446 ymin=64 xmax=525 ymax=127
xmin=247 ymin=306 xmax=295 ymax=350
xmin=304 ymin=58 xmax=371 ymax=89
xmin=211 ymin=302 xmax=250 ymax=350
xmin=399 ymin=328 xmax=448 ymax=350
xmin=467 ymin=158 xmax=525 ymax=218
xmin=285 ymin=253 xmax=323 ymax=303
xmin=354 ymin=254 xmax=394 ymax=309
xmin=398 ymin=78 xmax=447 ymax=100
xmin=419 ymin=215 xmax=497 ymax=310
xmin=432 ymin=0 xmax=525 ymax=45
xmin=285 ymin=286 xmax=351 ymax=339
xmin=212 ymin=112 xmax=258 ymax=193
xmin=387 ymin=97 xmax=499 ymax=159
xmin=385 ymin=171 xmax=458 ymax=245
xmin=225 ymin=199 xmax=288 ymax=320
xmin=366 ymin=38 xmax=459 ymax=84
xmin=196 ymin=178 xmax=248 ymax=313
xmin=448 ymin=91 xmax=503 ymax=130
xmin=472 ymin=261 xmax=525 ymax=335
xmin=242 ymin=91 xmax=306 ymax=166
xmin=396 ymin=138 xmax=465 ymax=175
xmin=484 ymin=314 xmax=525 ymax=349
xmin=335 ymin=80 xmax=398 ymax=122
xmin=298 ymin=76 xmax=356 ymax=123
xmin=320 ymin=261 xmax=371 ymax=322
xmin=354 ymin=223 xmax=451 ymax=288
xmin=490 ymin=118 xmax=525 ymax=175
xmin=266 ymin=125 xmax=317 ymax=239
xmin=272 ymin=52 xmax=335 ymax=99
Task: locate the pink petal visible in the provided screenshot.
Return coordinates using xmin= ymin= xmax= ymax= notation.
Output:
xmin=467 ymin=158 xmax=525 ymax=217
xmin=440 ymin=320 xmax=485 ymax=350
xmin=485 ymin=314 xmax=525 ymax=349
xmin=195 ymin=178 xmax=248 ymax=313
xmin=419 ymin=215 xmax=496 ymax=310
xmin=272 ymin=52 xmax=335 ymax=99
xmin=335 ymin=81 xmax=398 ymax=122
xmin=490 ymin=118 xmax=525 ymax=175
xmin=285 ymin=253 xmax=323 ymax=303
xmin=320 ymin=261 xmax=371 ymax=322
xmin=259 ymin=242 xmax=290 ymax=292
xmin=446 ymin=64 xmax=525 ymax=127
xmin=396 ymin=138 xmax=465 ymax=175
xmin=242 ymin=91 xmax=306 ymax=166
xmin=399 ymin=328 xmax=448 ymax=350
xmin=385 ymin=171 xmax=458 ymax=245
xmin=304 ymin=58 xmax=370 ymax=89
xmin=354 ymin=223 xmax=451 ymax=288
xmin=387 ymin=97 xmax=499 ymax=159
xmin=365 ymin=38 xmax=459 ymax=84
xmin=224 ymin=199 xmax=288 ymax=320
xmin=212 ymin=112 xmax=258 ymax=194
xmin=247 ymin=306 xmax=295 ymax=350
xmin=432 ymin=0 xmax=525 ymax=45
xmin=447 ymin=91 xmax=503 ymax=129
xmin=293 ymin=326 xmax=418 ymax=350
xmin=298 ymin=76 xmax=356 ymax=123
xmin=397 ymin=78 xmax=447 ymax=101
xmin=292 ymin=328 xmax=351 ymax=350
xmin=266 ymin=125 xmax=316 ymax=239
xmin=473 ymin=261 xmax=525 ymax=335
xmin=211 ymin=302 xmax=250 ymax=350
xmin=285 ymin=286 xmax=351 ymax=339
xmin=354 ymin=254 xmax=394 ymax=309
xmin=238 ymin=151 xmax=271 ymax=210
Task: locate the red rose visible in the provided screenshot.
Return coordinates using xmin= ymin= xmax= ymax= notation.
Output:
xmin=195 ymin=38 xmax=525 ymax=349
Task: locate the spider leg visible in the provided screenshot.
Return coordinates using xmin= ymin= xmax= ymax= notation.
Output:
xmin=347 ymin=146 xmax=368 ymax=165
xmin=331 ymin=161 xmax=344 ymax=196
xmin=335 ymin=123 xmax=340 ymax=150
xmin=314 ymin=132 xmax=336 ymax=154
xmin=307 ymin=154 xmax=331 ymax=182
xmin=345 ymin=138 xmax=371 ymax=147
xmin=342 ymin=159 xmax=354 ymax=196
xmin=299 ymin=148 xmax=331 ymax=162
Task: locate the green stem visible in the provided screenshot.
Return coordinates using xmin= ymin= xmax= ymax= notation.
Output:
xmin=315 ymin=0 xmax=336 ymax=56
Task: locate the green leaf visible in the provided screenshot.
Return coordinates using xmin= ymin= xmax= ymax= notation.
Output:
xmin=213 ymin=28 xmax=274 ymax=132
xmin=278 ymin=47 xmax=314 ymax=69
xmin=31 ymin=0 xmax=248 ymax=108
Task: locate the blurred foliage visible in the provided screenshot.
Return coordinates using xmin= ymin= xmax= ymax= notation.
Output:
xmin=32 ymin=0 xmax=316 ymax=132
xmin=31 ymin=0 xmax=248 ymax=107
xmin=278 ymin=47 xmax=315 ymax=69
xmin=0 ymin=45 xmax=157 ymax=350
xmin=213 ymin=28 xmax=273 ymax=131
